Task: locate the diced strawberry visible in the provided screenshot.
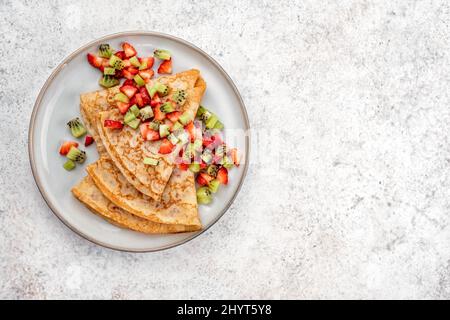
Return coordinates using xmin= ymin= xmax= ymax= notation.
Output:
xmin=185 ymin=122 xmax=195 ymax=142
xmin=134 ymin=93 xmax=144 ymax=107
xmin=147 ymin=129 xmax=160 ymax=141
xmin=129 ymin=95 xmax=137 ymax=106
xmin=200 ymin=161 xmax=207 ymax=169
xmin=157 ymin=59 xmax=172 ymax=74
xmin=202 ymin=135 xmax=214 ymax=148
xmin=122 ymin=42 xmax=137 ymax=58
xmin=164 ymin=119 xmax=174 ymax=130
xmin=123 ymin=79 xmax=135 ymax=87
xmin=122 ymin=69 xmax=134 ymax=79
xmin=84 ymin=135 xmax=94 ymax=147
xmin=59 ymin=141 xmax=79 ymax=155
xmin=178 ymin=163 xmax=189 ymax=171
xmin=104 ymin=120 xmax=123 ymax=129
xmin=197 ymin=172 xmax=213 ymax=186
xmin=115 ymin=50 xmax=126 ymax=60
xmin=114 ymin=69 xmax=124 ymax=79
xmin=158 ymin=138 xmax=175 ymax=154
xmin=116 ymin=101 xmax=130 ymax=114
xmin=122 ymin=59 xmax=131 ymax=68
xmin=139 ymin=69 xmax=154 ymax=80
xmin=230 ymin=148 xmax=240 ymax=167
xmin=166 ymin=111 xmax=181 ymax=122
xmin=150 ymin=94 xmax=161 ymax=107
xmin=216 ymin=167 xmax=228 ymax=185
xmin=126 ymin=66 xmax=139 ymax=75
xmin=153 ymin=105 xmax=166 ymax=121
xmin=139 ymin=87 xmax=151 ymax=105
xmin=120 ymin=84 xmax=138 ymax=99
xmin=87 ymin=53 xmax=104 ymax=69
xmin=140 ymin=57 xmax=154 ymax=69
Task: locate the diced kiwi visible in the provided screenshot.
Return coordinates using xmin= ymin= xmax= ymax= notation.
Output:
xmin=159 ymin=124 xmax=170 ymax=137
xmin=172 ymin=90 xmax=187 ymax=106
xmin=200 ymin=110 xmax=212 ymax=122
xmin=129 ymin=105 xmax=140 ymax=117
xmin=67 ymin=118 xmax=87 ymax=138
xmin=103 ymin=67 xmax=115 ymax=75
xmin=99 ymin=75 xmax=119 ymax=88
xmin=127 ymin=118 xmax=141 ymax=130
xmin=124 ymin=109 xmax=137 ymax=124
xmin=148 ymin=121 xmax=160 ymax=131
xmin=134 ymin=74 xmax=145 ymax=87
xmin=154 ymin=82 xmax=169 ymax=96
xmin=98 ymin=44 xmax=113 ymax=58
xmin=143 ymin=157 xmax=159 ymax=166
xmin=179 ymin=110 xmax=194 ymax=126
xmin=184 ymin=143 xmax=196 ymax=159
xmin=206 ymin=164 xmax=219 ymax=177
xmin=208 ymin=179 xmax=220 ymax=193
xmin=160 ymin=102 xmax=174 ymax=113
xmin=221 ymin=155 xmax=234 ymax=169
xmin=215 ymin=144 xmax=226 ymax=157
xmin=201 ymin=149 xmax=213 ymax=164
xmin=205 ymin=114 xmax=218 ymax=129
xmin=196 ymin=187 xmax=212 ymax=204
xmin=213 ymin=120 xmax=224 ymax=130
xmin=66 ymin=146 xmax=86 ymax=163
xmin=145 ymin=83 xmax=157 ymax=98
xmin=114 ymin=92 xmax=129 ymax=103
xmin=129 ymin=56 xmax=141 ymax=67
xmin=109 ymin=55 xmax=124 ymax=70
xmin=196 ymin=105 xmax=207 ymax=118
xmin=189 ymin=163 xmax=200 ymax=173
xmin=63 ymin=159 xmax=76 ymax=171
xmin=139 ymin=106 xmax=154 ymax=121
xmin=171 ymin=121 xmax=183 ymax=132
xmin=154 ymin=49 xmax=171 ymax=60
xmin=167 ymin=133 xmax=179 ymax=145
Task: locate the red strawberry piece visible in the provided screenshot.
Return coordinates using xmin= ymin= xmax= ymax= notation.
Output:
xmin=140 ymin=57 xmax=155 ymax=69
xmin=84 ymin=135 xmax=94 ymax=147
xmin=230 ymin=148 xmax=240 ymax=167
xmin=114 ymin=69 xmax=124 ymax=79
xmin=202 ymin=135 xmax=214 ymax=148
xmin=87 ymin=53 xmax=104 ymax=69
xmin=139 ymin=87 xmax=151 ymax=105
xmin=59 ymin=141 xmax=79 ymax=155
xmin=157 ymin=59 xmax=172 ymax=74
xmin=197 ymin=172 xmax=213 ymax=186
xmin=178 ymin=163 xmax=189 ymax=171
xmin=166 ymin=111 xmax=181 ymax=123
xmin=164 ymin=119 xmax=174 ymax=130
xmin=116 ymin=101 xmax=130 ymax=114
xmin=123 ymin=79 xmax=135 ymax=87
xmin=134 ymin=93 xmax=144 ymax=107
xmin=122 ymin=69 xmax=134 ymax=80
xmin=150 ymin=94 xmax=161 ymax=107
xmin=185 ymin=122 xmax=195 ymax=142
xmin=146 ymin=129 xmax=160 ymax=141
xmin=104 ymin=120 xmax=123 ymax=129
xmin=200 ymin=161 xmax=207 ymax=169
xmin=153 ymin=105 xmax=166 ymax=121
xmin=126 ymin=66 xmax=139 ymax=75
xmin=139 ymin=69 xmax=154 ymax=80
xmin=129 ymin=95 xmax=137 ymax=106
xmin=122 ymin=42 xmax=137 ymax=58
xmin=216 ymin=167 xmax=228 ymax=185
xmin=115 ymin=50 xmax=126 ymax=60
xmin=122 ymin=59 xmax=131 ymax=68
xmin=158 ymin=138 xmax=175 ymax=154
xmin=120 ymin=84 xmax=138 ymax=99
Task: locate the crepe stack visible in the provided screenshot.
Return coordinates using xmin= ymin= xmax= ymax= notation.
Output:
xmin=72 ymin=70 xmax=206 ymax=233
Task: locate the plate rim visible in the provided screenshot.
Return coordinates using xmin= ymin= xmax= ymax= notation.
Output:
xmin=28 ymin=30 xmax=250 ymax=253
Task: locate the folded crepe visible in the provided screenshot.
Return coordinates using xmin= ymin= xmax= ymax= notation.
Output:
xmin=72 ymin=176 xmax=199 ymax=233
xmin=96 ymin=70 xmax=205 ymax=200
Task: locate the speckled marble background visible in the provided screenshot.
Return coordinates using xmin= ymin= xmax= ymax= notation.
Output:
xmin=1 ymin=0 xmax=449 ymax=299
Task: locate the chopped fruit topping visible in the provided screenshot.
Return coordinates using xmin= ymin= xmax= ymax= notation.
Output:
xmin=129 ymin=56 xmax=141 ymax=68
xmin=59 ymin=141 xmax=79 ymax=155
xmin=196 ymin=186 xmax=212 ymax=204
xmin=201 ymin=149 xmax=213 ymax=164
xmin=178 ymin=163 xmax=189 ymax=171
xmin=153 ymin=105 xmax=166 ymax=121
xmin=114 ymin=92 xmax=129 ymax=103
xmin=140 ymin=124 xmax=160 ymax=141
xmin=127 ymin=118 xmax=141 ymax=129
xmin=139 ymin=87 xmax=151 ymax=105
xmin=139 ymin=57 xmax=154 ymax=70
xmin=196 ymin=105 xmax=207 ymax=118
xmin=221 ymin=156 xmax=234 ymax=169
xmin=172 ymin=89 xmax=187 ymax=106
xmin=122 ymin=59 xmax=131 ymax=68
xmin=66 ymin=146 xmax=86 ymax=163
xmin=139 ymin=106 xmax=154 ymax=121
xmin=208 ymin=179 xmax=220 ymax=193
xmin=124 ymin=109 xmax=137 ymax=124
xmin=189 ymin=163 xmax=201 ymax=173
xmin=171 ymin=121 xmax=183 ymax=132
xmin=104 ymin=120 xmax=123 ymax=129
xmin=159 ymin=124 xmax=170 ymax=138
xmin=157 ymin=59 xmax=172 ymax=74
xmin=213 ymin=120 xmax=224 ymax=129
xmin=230 ymin=148 xmax=240 ymax=167
xmin=206 ymin=164 xmax=219 ymax=177
xmin=148 ymin=121 xmax=160 ymax=131
xmin=216 ymin=167 xmax=228 ymax=185
xmin=84 ymin=136 xmax=94 ymax=147
xmin=145 ymin=83 xmax=157 ymax=98
xmin=134 ymin=93 xmax=145 ymax=107
xmin=63 ymin=159 xmax=76 ymax=171
xmin=134 ymin=74 xmax=145 ymax=87
xmin=139 ymin=69 xmax=154 ymax=80
xmin=87 ymin=53 xmax=104 ymax=69
xmin=129 ymin=104 xmax=139 ymax=117
xmin=154 ymin=49 xmax=171 ymax=60
xmin=126 ymin=66 xmax=139 ymax=75
xmin=103 ymin=67 xmax=115 ymax=75
xmin=99 ymin=75 xmax=119 ymax=88
xmin=166 ymin=111 xmax=181 ymax=123
xmin=122 ymin=69 xmax=134 ymax=80
xmin=122 ymin=42 xmax=137 ymax=58
xmin=114 ymin=50 xmax=126 ymax=60
xmin=109 ymin=55 xmax=125 ymax=70
xmin=205 ymin=114 xmax=218 ymax=129
xmin=67 ymin=118 xmax=87 ymax=138
xmin=120 ymin=84 xmax=138 ymax=98
xmin=160 ymin=102 xmax=175 ymax=113
xmin=98 ymin=44 xmax=113 ymax=58
xmin=197 ymin=172 xmax=214 ymax=186
xmin=185 ymin=122 xmax=195 ymax=141
xmin=143 ymin=157 xmax=159 ymax=166
xmin=158 ymin=138 xmax=175 ymax=154
xmin=116 ymin=101 xmax=130 ymax=114
xmin=179 ymin=110 xmax=194 ymax=126
xmin=167 ymin=133 xmax=179 ymax=145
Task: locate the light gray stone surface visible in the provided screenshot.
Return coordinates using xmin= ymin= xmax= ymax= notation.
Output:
xmin=1 ymin=0 xmax=449 ymax=299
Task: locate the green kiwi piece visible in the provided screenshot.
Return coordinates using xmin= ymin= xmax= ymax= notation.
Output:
xmin=63 ymin=159 xmax=76 ymax=171
xmin=66 ymin=146 xmax=86 ymax=163
xmin=145 ymin=83 xmax=156 ymax=98
xmin=208 ymin=179 xmax=220 ymax=193
xmin=114 ymin=92 xmax=129 ymax=103
xmin=172 ymin=90 xmax=187 ymax=106
xmin=200 ymin=110 xmax=212 ymax=122
xmin=139 ymin=106 xmax=153 ymax=121
xmin=148 ymin=121 xmax=160 ymax=131
xmin=154 ymin=82 xmax=169 ymax=96
xmin=99 ymin=75 xmax=119 ymax=88
xmin=127 ymin=118 xmax=141 ymax=130
xmin=103 ymin=67 xmax=116 ymax=75
xmin=205 ymin=114 xmax=218 ymax=129
xmin=179 ymin=110 xmax=194 ymax=126
xmin=129 ymin=105 xmax=140 ymax=117
xmin=160 ymin=102 xmax=175 ymax=113
xmin=196 ymin=105 xmax=207 ymax=118
xmin=196 ymin=187 xmax=212 ymax=204
xmin=134 ymin=74 xmax=145 ymax=87
xmin=154 ymin=49 xmax=171 ymax=60
xmin=159 ymin=124 xmax=170 ymax=138
xmin=189 ymin=163 xmax=201 ymax=173
xmin=167 ymin=133 xmax=179 ymax=145
xmin=184 ymin=143 xmax=196 ymax=159
xmin=124 ymin=110 xmax=137 ymax=124
xmin=109 ymin=55 xmax=124 ymax=70
xmin=67 ymin=117 xmax=87 ymax=138
xmin=201 ymin=149 xmax=213 ymax=164
xmin=215 ymin=144 xmax=226 ymax=157
xmin=206 ymin=164 xmax=219 ymax=177
xmin=213 ymin=120 xmax=224 ymax=130
xmin=221 ymin=155 xmax=234 ymax=169
xmin=129 ymin=56 xmax=141 ymax=68
xmin=143 ymin=157 xmax=159 ymax=166
xmin=171 ymin=121 xmax=183 ymax=132
xmin=98 ymin=44 xmax=113 ymax=58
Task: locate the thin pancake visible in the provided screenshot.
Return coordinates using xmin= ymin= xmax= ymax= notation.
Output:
xmin=72 ymin=176 xmax=200 ymax=234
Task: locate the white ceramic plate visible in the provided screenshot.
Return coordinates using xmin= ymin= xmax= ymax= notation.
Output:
xmin=29 ymin=31 xmax=249 ymax=252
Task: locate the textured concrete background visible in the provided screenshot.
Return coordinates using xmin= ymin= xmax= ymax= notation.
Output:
xmin=1 ymin=0 xmax=449 ymax=299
